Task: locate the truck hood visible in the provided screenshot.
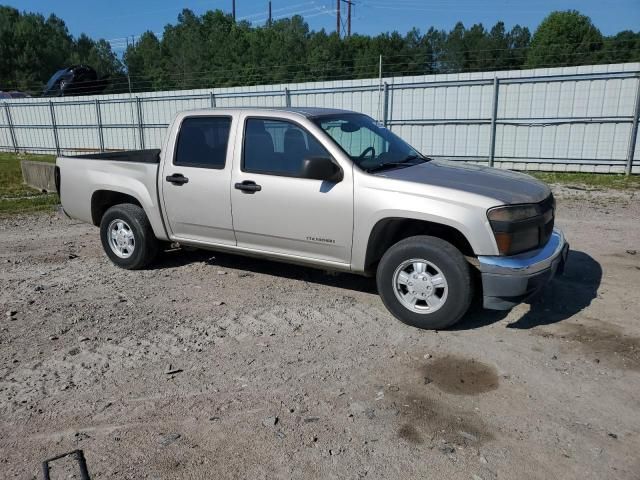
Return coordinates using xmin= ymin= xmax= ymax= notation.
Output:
xmin=375 ymin=159 xmax=551 ymax=204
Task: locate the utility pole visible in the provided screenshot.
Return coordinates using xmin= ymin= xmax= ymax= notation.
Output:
xmin=232 ymin=0 xmax=236 ymax=21
xmin=125 ymin=36 xmax=133 ymax=95
xmin=268 ymin=0 xmax=272 ymax=26
xmin=347 ymin=0 xmax=352 ymax=37
xmin=336 ymin=0 xmax=341 ymax=37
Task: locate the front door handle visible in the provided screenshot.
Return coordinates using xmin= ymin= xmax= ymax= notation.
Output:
xmin=166 ymin=173 xmax=189 ymax=185
xmin=234 ymin=180 xmax=262 ymax=193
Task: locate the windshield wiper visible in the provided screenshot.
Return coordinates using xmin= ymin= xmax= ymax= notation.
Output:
xmin=402 ymin=154 xmax=430 ymax=163
xmin=365 ymin=155 xmax=430 ymax=173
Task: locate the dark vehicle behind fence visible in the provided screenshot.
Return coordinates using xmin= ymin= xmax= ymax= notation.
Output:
xmin=42 ymin=65 xmax=108 ymax=97
xmin=0 ymin=91 xmax=30 ymax=99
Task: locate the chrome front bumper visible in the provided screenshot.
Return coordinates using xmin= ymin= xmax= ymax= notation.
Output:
xmin=478 ymin=228 xmax=569 ymax=310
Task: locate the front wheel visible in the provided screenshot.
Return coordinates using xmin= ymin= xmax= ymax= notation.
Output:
xmin=376 ymin=235 xmax=473 ymax=330
xmin=100 ymin=203 xmax=158 ymax=270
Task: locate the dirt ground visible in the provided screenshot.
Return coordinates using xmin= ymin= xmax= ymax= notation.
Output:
xmin=1 ymin=186 xmax=639 ymax=480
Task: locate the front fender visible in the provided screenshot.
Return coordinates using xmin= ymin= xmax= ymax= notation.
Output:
xmin=351 ymin=187 xmax=499 ymax=272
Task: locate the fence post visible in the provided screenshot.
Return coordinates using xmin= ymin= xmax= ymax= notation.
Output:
xmin=488 ymin=77 xmax=500 ymax=167
xmin=49 ymin=100 xmax=61 ymax=156
xmin=377 ymin=54 xmax=383 ymax=123
xmin=383 ymin=82 xmax=390 ymax=128
xmin=210 ymin=91 xmax=216 ymax=108
xmin=135 ymin=97 xmax=145 ymax=150
xmin=284 ymin=88 xmax=291 ymax=107
xmin=626 ymin=76 xmax=640 ymax=175
xmin=95 ymin=99 xmax=104 ymax=152
xmin=3 ymin=103 xmax=18 ymax=153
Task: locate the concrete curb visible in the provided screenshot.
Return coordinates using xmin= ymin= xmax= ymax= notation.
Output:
xmin=20 ymin=160 xmax=56 ymax=193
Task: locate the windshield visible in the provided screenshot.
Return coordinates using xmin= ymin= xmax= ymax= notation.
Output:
xmin=312 ymin=113 xmax=428 ymax=172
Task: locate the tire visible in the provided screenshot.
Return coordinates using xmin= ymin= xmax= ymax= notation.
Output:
xmin=100 ymin=203 xmax=159 ymax=270
xmin=376 ymin=235 xmax=473 ymax=330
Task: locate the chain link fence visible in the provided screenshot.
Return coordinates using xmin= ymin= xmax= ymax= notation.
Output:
xmin=1 ymin=63 xmax=639 ymax=173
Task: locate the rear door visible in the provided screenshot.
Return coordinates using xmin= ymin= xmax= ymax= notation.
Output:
xmin=160 ymin=114 xmax=236 ymax=245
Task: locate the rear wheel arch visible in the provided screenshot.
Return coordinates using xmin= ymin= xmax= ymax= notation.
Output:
xmin=364 ymin=217 xmax=475 ymax=274
xmin=91 ymin=190 xmax=143 ymax=226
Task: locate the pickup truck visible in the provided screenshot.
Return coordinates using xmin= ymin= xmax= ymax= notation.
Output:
xmin=56 ymin=107 xmax=569 ymax=329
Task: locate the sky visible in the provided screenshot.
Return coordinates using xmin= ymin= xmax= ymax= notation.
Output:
xmin=5 ymin=0 xmax=640 ymax=53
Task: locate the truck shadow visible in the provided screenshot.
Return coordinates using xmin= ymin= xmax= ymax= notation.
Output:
xmin=455 ymin=250 xmax=602 ymax=330
xmin=154 ymin=248 xmax=601 ymax=330
xmin=154 ymin=247 xmax=378 ymax=294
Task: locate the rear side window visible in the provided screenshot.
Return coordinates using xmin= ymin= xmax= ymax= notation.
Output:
xmin=242 ymin=118 xmax=329 ymax=176
xmin=175 ymin=116 xmax=231 ymax=169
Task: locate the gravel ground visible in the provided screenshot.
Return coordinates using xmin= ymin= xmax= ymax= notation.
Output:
xmin=1 ymin=186 xmax=639 ymax=480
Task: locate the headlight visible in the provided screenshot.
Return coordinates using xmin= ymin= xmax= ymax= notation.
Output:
xmin=487 ymin=205 xmax=539 ymax=222
xmin=487 ymin=204 xmax=545 ymax=255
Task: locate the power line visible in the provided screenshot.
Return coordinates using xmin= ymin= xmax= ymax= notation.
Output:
xmin=6 ymin=46 xmax=635 ymax=94
xmin=240 ymin=2 xmax=316 ymax=20
xmin=243 ymin=5 xmax=329 ymax=24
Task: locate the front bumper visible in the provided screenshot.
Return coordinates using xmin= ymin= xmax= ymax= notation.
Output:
xmin=477 ymin=228 xmax=569 ymax=310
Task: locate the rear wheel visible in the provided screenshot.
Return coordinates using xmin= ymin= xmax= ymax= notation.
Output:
xmin=100 ymin=203 xmax=158 ymax=269
xmin=376 ymin=235 xmax=473 ymax=329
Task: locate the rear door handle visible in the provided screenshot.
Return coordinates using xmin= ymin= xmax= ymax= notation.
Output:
xmin=166 ymin=173 xmax=189 ymax=185
xmin=234 ymin=180 xmax=262 ymax=193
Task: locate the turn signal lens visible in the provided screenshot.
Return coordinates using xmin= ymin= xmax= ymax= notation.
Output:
xmin=492 ymin=229 xmax=540 ymax=256
xmin=493 ymin=232 xmax=513 ymax=255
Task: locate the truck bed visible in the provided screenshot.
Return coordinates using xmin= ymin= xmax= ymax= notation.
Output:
xmin=57 ymin=149 xmax=168 ymax=240
xmin=70 ymin=149 xmax=161 ymax=164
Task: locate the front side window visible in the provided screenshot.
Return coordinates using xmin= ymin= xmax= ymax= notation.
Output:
xmin=243 ymin=118 xmax=329 ymax=176
xmin=175 ymin=116 xmax=231 ymax=169
xmin=313 ymin=113 xmax=428 ymax=173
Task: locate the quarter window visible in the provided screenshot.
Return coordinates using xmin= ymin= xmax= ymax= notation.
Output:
xmin=243 ymin=118 xmax=329 ymax=176
xmin=175 ymin=116 xmax=231 ymax=169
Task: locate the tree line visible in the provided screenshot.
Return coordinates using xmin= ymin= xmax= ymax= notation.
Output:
xmin=1 ymin=5 xmax=638 ymax=95
xmin=0 ymin=6 xmax=125 ymax=93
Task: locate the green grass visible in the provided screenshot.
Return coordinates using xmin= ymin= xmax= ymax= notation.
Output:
xmin=0 ymin=152 xmax=59 ymax=216
xmin=528 ymin=172 xmax=640 ymax=190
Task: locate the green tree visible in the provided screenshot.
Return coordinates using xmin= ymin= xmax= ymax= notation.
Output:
xmin=124 ymin=32 xmax=166 ymax=91
xmin=525 ymin=10 xmax=603 ymax=68
xmin=506 ymin=25 xmax=531 ymax=68
xmin=600 ymin=30 xmax=640 ymax=64
xmin=464 ymin=23 xmax=491 ymax=71
xmin=441 ymin=22 xmax=467 ymax=72
xmin=2 ymin=5 xmax=637 ymax=96
xmin=0 ymin=6 xmax=123 ymax=94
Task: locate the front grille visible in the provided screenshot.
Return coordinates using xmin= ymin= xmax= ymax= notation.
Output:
xmin=538 ymin=193 xmax=555 ymax=248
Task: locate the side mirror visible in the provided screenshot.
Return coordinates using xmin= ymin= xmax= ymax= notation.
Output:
xmin=301 ymin=156 xmax=343 ymax=183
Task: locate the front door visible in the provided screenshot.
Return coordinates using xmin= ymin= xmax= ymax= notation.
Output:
xmin=161 ymin=115 xmax=236 ymax=245
xmin=230 ymin=116 xmax=353 ymax=266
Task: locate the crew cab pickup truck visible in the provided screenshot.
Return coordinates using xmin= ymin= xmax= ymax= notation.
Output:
xmin=56 ymin=107 xmax=569 ymax=329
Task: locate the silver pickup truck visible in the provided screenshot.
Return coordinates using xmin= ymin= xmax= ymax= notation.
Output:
xmin=56 ymin=107 xmax=568 ymax=329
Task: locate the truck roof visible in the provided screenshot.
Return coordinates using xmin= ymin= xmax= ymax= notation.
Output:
xmin=178 ymin=106 xmax=357 ymax=119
